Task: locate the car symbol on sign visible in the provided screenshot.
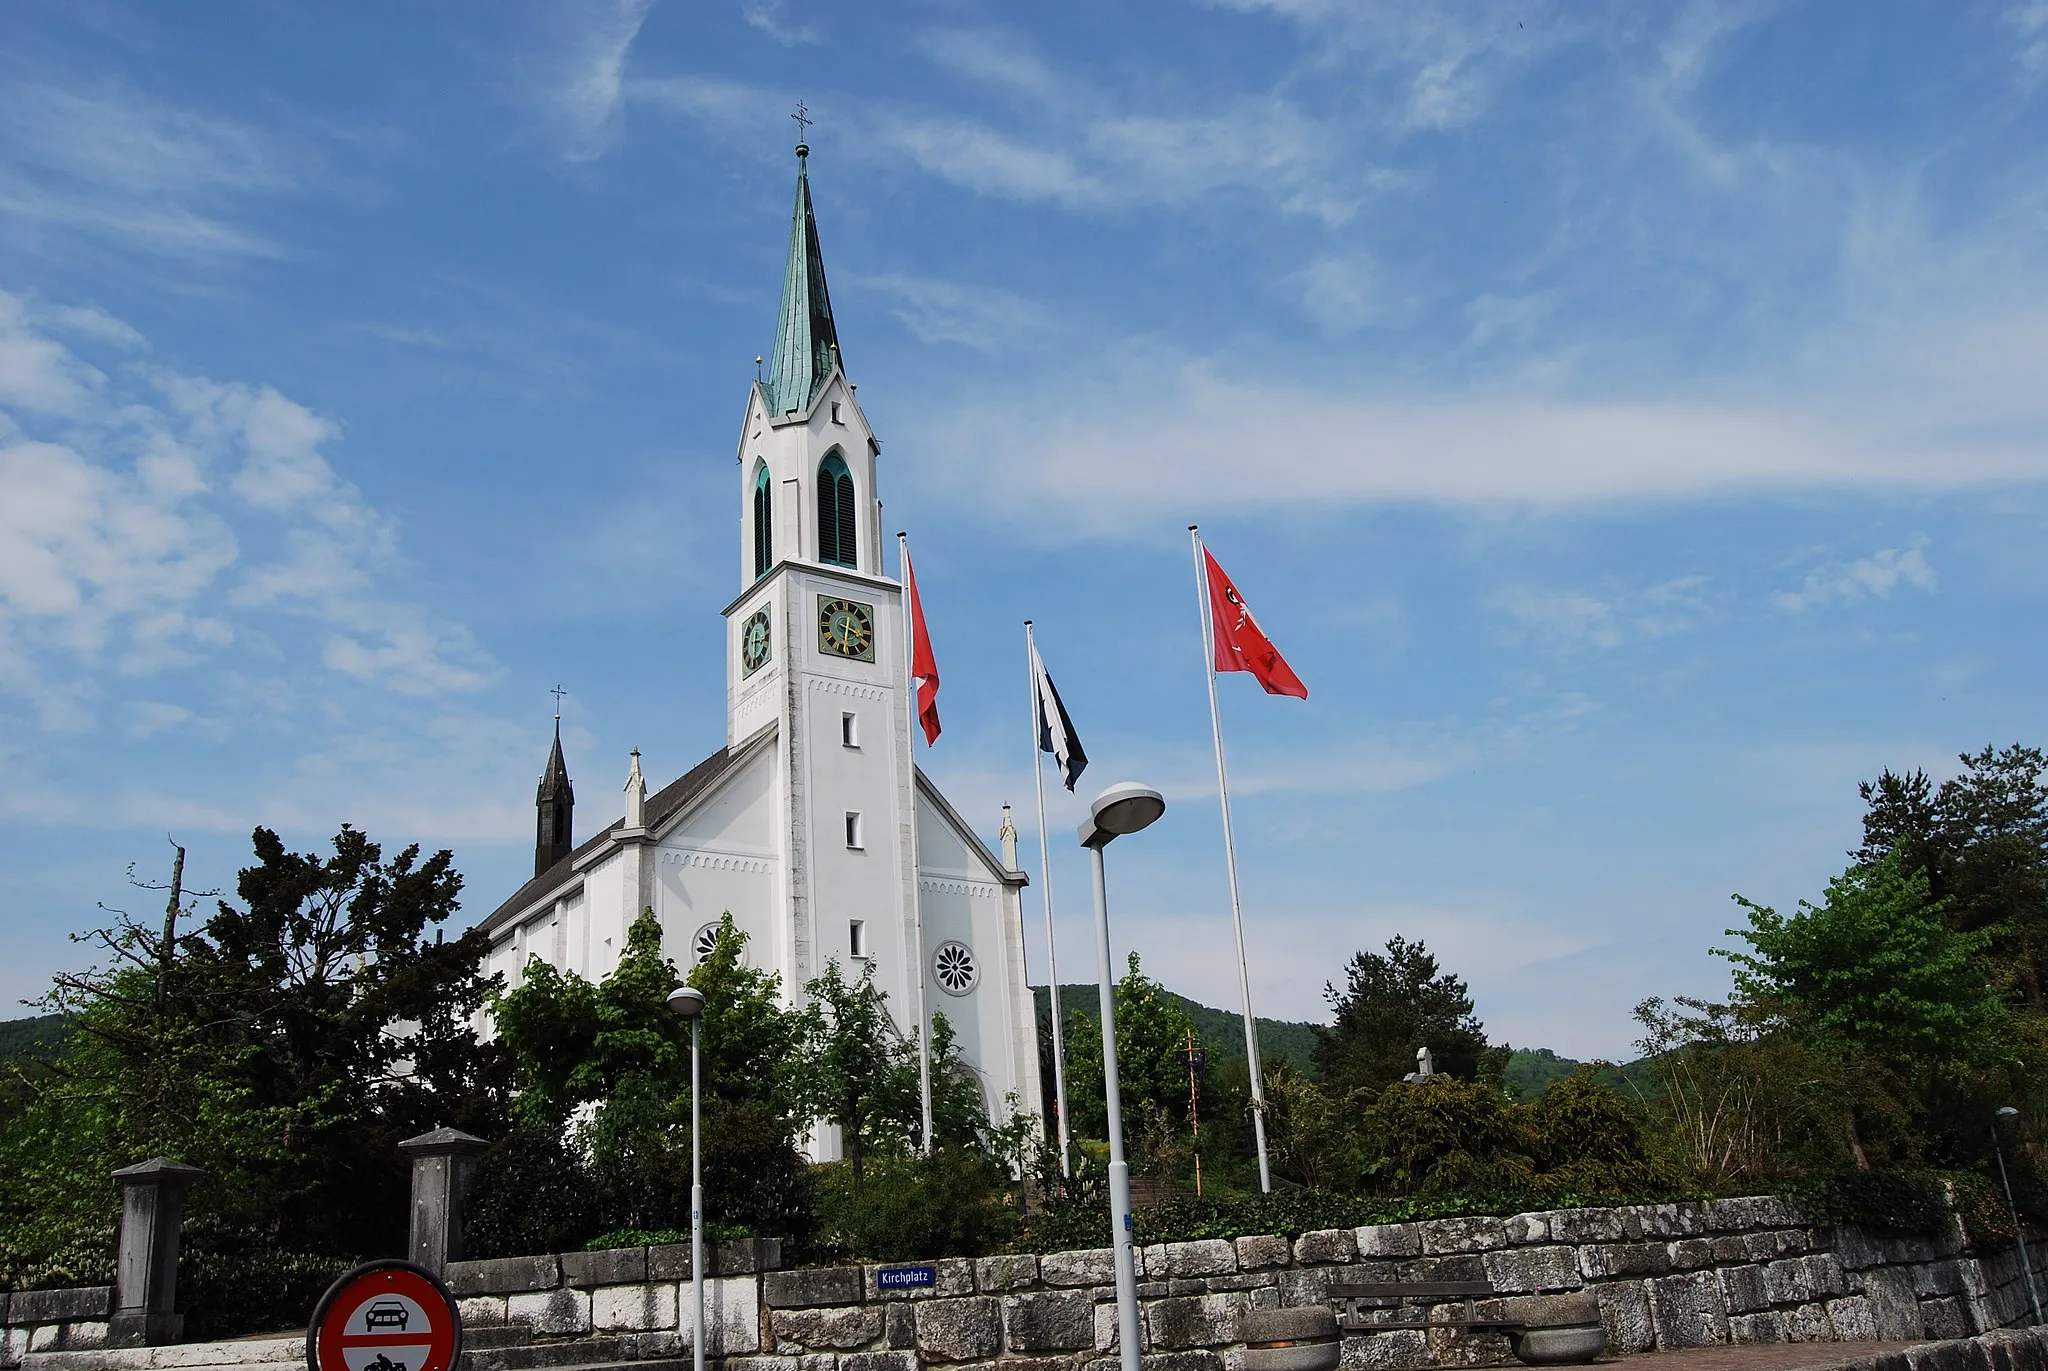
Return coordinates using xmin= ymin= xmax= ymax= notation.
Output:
xmin=364 ymin=1301 xmax=409 ymax=1331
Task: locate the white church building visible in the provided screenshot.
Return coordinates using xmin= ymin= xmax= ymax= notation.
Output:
xmin=477 ymin=143 xmax=1045 ymax=1152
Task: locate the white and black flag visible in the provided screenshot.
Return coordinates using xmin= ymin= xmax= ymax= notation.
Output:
xmin=1030 ymin=641 xmax=1088 ymax=791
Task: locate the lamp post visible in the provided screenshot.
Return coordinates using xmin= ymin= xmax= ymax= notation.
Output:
xmin=668 ymin=986 xmax=708 ymax=1371
xmin=1995 ymin=1107 xmax=2043 ymax=1326
xmin=1078 ymin=780 xmax=1167 ymax=1371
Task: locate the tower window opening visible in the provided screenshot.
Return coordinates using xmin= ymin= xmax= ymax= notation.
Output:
xmin=751 ymin=462 xmax=773 ymax=579
xmin=841 ymin=711 xmax=858 ymax=748
xmin=831 ymin=401 xmax=843 ymax=424
xmin=850 ymin=919 xmax=867 ymax=958
xmin=817 ymin=452 xmax=857 ymax=568
xmin=845 ymin=811 xmax=863 ymax=849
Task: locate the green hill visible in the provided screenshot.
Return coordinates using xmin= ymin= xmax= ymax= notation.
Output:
xmin=0 ymin=1013 xmax=66 ymax=1064
xmin=1034 ymin=984 xmax=1320 ymax=1075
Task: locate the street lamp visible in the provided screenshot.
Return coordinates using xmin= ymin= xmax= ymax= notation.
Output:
xmin=1995 ymin=1107 xmax=2043 ymax=1326
xmin=1078 ymin=781 xmax=1166 ymax=1371
xmin=667 ymin=986 xmax=708 ymax=1371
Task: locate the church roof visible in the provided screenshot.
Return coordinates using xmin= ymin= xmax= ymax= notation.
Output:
xmin=483 ymin=742 xmax=746 ymax=934
xmin=762 ymin=144 xmax=841 ymax=418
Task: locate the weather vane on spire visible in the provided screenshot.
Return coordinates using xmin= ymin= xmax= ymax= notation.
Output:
xmin=551 ymin=684 xmax=567 ymax=720
xmin=791 ymin=99 xmax=812 ymax=146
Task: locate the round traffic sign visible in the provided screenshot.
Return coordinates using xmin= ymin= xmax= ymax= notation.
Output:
xmin=309 ymin=1261 xmax=463 ymax=1371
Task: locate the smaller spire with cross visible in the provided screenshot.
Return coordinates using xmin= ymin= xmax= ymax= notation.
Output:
xmin=791 ymin=99 xmax=812 ymax=155
xmin=550 ymin=684 xmax=567 ymax=723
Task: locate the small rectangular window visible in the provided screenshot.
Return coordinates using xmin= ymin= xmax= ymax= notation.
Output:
xmin=850 ymin=919 xmax=867 ymax=958
xmin=841 ymin=711 xmax=858 ymax=748
xmin=831 ymin=401 xmax=843 ymax=424
xmin=845 ymin=812 xmax=863 ymax=849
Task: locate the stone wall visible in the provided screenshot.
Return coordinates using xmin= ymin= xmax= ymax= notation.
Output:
xmin=1 ymin=1286 xmax=114 ymax=1364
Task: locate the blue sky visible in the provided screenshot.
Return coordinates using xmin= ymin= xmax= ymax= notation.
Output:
xmin=3 ymin=1 xmax=2046 ymax=1059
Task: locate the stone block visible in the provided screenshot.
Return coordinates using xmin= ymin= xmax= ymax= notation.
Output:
xmin=1503 ymin=1214 xmax=1548 ymax=1245
xmin=1802 ymin=1253 xmax=1848 ymax=1297
xmin=1728 ymin=1312 xmax=1787 ymax=1344
xmin=458 ymin=1295 xmax=508 ymax=1327
xmin=1096 ymin=1301 xmax=1121 ymax=1353
xmin=797 ymin=1357 xmax=838 ymax=1371
xmin=1785 ymin=1303 xmax=1833 ymax=1343
xmin=1140 ymin=1283 xmax=1169 ymax=1300
xmin=1427 ymin=1326 xmax=1515 ymax=1368
xmin=1646 ymin=1271 xmax=1727 ymax=1350
xmin=1395 ymin=1255 xmax=1484 ymax=1284
xmin=1717 ymin=1264 xmax=1772 ymax=1314
xmin=1755 ymin=1197 xmax=1805 ymax=1228
xmin=1417 ymin=1217 xmax=1506 ymax=1256
xmin=870 ymin=1258 xmax=975 ymax=1300
xmin=9 ymin=1288 xmax=113 ymax=1322
xmin=1148 ymin=1293 xmax=1250 ymax=1350
xmin=727 ymin=1360 xmax=801 ymax=1371
xmin=1166 ymin=1241 xmax=1238 ymax=1279
xmin=26 ymin=1326 xmax=58 ymax=1355
xmin=593 ymin=1282 xmax=677 ymax=1333
xmin=1001 ymin=1361 xmax=1089 ymax=1371
xmin=686 ymin=1274 xmax=763 ymax=1356
xmin=1237 ymin=1236 xmax=1292 ymax=1271
xmin=1833 ymin=1225 xmax=1886 ymax=1272
xmin=978 ymin=1255 xmax=1040 ymax=1293
xmin=1545 ymin=1209 xmax=1625 ymax=1245
xmin=1706 ymin=1197 xmax=1773 ymax=1232
xmin=562 ymin=1247 xmax=647 ymax=1288
xmin=508 ymin=1286 xmax=592 ymax=1337
xmin=1863 ymin=1267 xmax=1925 ymax=1341
xmin=1906 ymin=1341 xmax=1975 ymax=1371
xmin=772 ymin=1307 xmax=884 ymax=1352
xmin=915 ymin=1297 xmax=1001 ymax=1362
xmin=717 ymin=1238 xmax=783 ymax=1274
xmin=1353 ymin=1225 xmax=1420 ymax=1260
xmin=766 ymin=1268 xmax=867 ymax=1309
xmin=1481 ymin=1245 xmax=1580 ymax=1294
xmin=1920 ymin=1297 xmax=1971 ymax=1341
xmin=1763 ymin=1257 xmax=1816 ymax=1305
xmin=840 ymin=1354 xmax=919 ymax=1371
xmin=1826 ymin=1295 xmax=1878 ymax=1341
xmin=1275 ymin=1268 xmax=1336 ymax=1310
xmin=1006 ymin=1291 xmax=1099 ymax=1352
xmin=1337 ymin=1331 xmax=1430 ymax=1370
xmin=1669 ymin=1239 xmax=1715 ymax=1271
xmin=1168 ymin=1280 xmax=1210 ymax=1297
xmin=1918 ymin=1261 xmax=1970 ymax=1298
xmin=4 ymin=1325 xmax=27 ymax=1369
xmin=1579 ymin=1243 xmax=1670 ymax=1280
xmin=448 ymin=1255 xmax=560 ymax=1296
xmin=1712 ymin=1237 xmax=1752 ymax=1264
xmin=886 ymin=1304 xmax=915 ymax=1350
xmin=1084 ymin=1355 xmax=1224 ymax=1371
xmin=649 ymin=1244 xmax=694 ymax=1282
xmin=1044 ymin=1249 xmax=1117 ymax=1288
xmin=1206 ymin=1275 xmax=1271 ymax=1293
xmin=1294 ymin=1230 xmax=1357 ymax=1266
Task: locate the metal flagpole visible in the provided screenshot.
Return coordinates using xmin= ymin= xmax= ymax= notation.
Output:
xmin=1025 ymin=621 xmax=1073 ymax=1176
xmin=900 ymin=531 xmax=935 ymax=1155
xmin=1189 ymin=524 xmax=1272 ymax=1193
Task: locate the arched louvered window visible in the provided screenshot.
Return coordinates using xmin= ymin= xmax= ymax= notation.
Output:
xmin=752 ymin=462 xmax=773 ymax=580
xmin=817 ymin=452 xmax=857 ymax=569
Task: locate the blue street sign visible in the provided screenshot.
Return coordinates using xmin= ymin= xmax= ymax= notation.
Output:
xmin=877 ymin=1265 xmax=936 ymax=1291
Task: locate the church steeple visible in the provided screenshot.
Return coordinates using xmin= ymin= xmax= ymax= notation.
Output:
xmin=762 ymin=139 xmax=841 ymax=418
xmin=535 ymin=712 xmax=574 ymax=876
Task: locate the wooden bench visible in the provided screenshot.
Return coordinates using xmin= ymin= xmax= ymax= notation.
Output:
xmin=1325 ymin=1281 xmax=1520 ymax=1333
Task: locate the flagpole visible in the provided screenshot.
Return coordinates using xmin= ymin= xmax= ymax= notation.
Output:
xmin=1025 ymin=621 xmax=1073 ymax=1177
xmin=1189 ymin=524 xmax=1272 ymax=1193
xmin=900 ymin=531 xmax=935 ymax=1155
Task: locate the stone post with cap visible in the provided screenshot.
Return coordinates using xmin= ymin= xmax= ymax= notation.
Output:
xmin=399 ymin=1127 xmax=490 ymax=1274
xmin=109 ymin=1157 xmax=204 ymax=1347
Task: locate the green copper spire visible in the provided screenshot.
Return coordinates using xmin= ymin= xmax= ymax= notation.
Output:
xmin=763 ymin=142 xmax=841 ymax=417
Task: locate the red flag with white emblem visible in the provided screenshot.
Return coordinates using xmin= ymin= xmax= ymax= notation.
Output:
xmin=904 ymin=547 xmax=941 ymax=744
xmin=1203 ymin=547 xmax=1307 ymax=699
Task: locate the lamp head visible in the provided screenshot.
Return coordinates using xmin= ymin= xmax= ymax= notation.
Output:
xmin=1999 ymin=1106 xmax=2021 ymax=1121
xmin=667 ymin=986 xmax=706 ymax=1020
xmin=1077 ymin=781 xmax=1166 ymax=849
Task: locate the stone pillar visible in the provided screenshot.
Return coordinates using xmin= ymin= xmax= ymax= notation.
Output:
xmin=109 ymin=1157 xmax=204 ymax=1347
xmin=399 ymin=1127 xmax=489 ymax=1274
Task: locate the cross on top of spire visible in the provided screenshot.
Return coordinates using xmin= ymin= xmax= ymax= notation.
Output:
xmin=550 ymin=684 xmax=567 ymax=721
xmin=791 ymin=99 xmax=812 ymax=150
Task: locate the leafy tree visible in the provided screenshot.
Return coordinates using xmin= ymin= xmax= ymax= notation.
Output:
xmin=1313 ymin=936 xmax=1504 ymax=1094
xmin=1063 ymin=953 xmax=1203 ymax=1159
xmin=1720 ymin=855 xmax=2004 ymax=1071
xmin=790 ymin=959 xmax=919 ymax=1182
xmin=686 ymin=913 xmax=802 ymax=1112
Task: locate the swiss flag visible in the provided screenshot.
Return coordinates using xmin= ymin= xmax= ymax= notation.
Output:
xmin=904 ymin=547 xmax=941 ymax=745
xmin=1204 ymin=547 xmax=1308 ymax=699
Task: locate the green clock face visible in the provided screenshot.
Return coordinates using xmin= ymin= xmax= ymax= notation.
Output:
xmin=740 ymin=609 xmax=772 ymax=677
xmin=817 ymin=596 xmax=876 ymax=661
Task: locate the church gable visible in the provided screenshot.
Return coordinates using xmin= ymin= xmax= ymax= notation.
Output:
xmin=656 ymin=727 xmax=776 ymax=856
xmin=916 ymin=771 xmax=1024 ymax=886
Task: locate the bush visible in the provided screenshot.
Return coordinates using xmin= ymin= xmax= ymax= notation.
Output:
xmin=703 ymin=1102 xmax=816 ymax=1253
xmin=1360 ymin=1077 xmax=1533 ymax=1194
xmin=813 ymin=1149 xmax=1015 ymax=1261
xmin=1526 ymin=1068 xmax=1682 ymax=1197
xmin=178 ymin=1246 xmax=352 ymax=1341
xmin=465 ymin=1123 xmax=597 ymax=1259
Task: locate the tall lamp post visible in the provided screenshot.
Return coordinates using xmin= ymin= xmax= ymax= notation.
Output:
xmin=1995 ymin=1107 xmax=2043 ymax=1326
xmin=668 ymin=986 xmax=708 ymax=1371
xmin=1078 ymin=780 xmax=1167 ymax=1371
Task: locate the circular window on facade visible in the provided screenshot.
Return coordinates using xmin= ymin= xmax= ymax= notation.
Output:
xmin=693 ymin=922 xmax=739 ymax=966
xmin=932 ymin=940 xmax=978 ymax=996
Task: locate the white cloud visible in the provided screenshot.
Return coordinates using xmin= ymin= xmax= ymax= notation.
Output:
xmin=548 ymin=0 xmax=655 ymax=160
xmin=0 ymin=290 xmax=493 ymax=729
xmin=742 ymin=0 xmax=822 ymax=47
xmin=1773 ymin=542 xmax=1936 ymax=612
xmin=1496 ymin=576 xmax=1710 ymax=652
xmin=846 ymin=273 xmax=1062 ymax=351
xmin=2013 ymin=2 xmax=2048 ymax=75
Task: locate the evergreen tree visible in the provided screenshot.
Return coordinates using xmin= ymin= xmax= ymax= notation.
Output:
xmin=1313 ymin=936 xmax=1503 ymax=1095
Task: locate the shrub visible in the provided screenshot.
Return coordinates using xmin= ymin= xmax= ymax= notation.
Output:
xmin=178 ymin=1246 xmax=352 ymax=1341
xmin=1526 ymin=1068 xmax=1681 ymax=1197
xmin=1361 ymin=1077 xmax=1533 ymax=1194
xmin=465 ymin=1123 xmax=596 ymax=1259
xmin=813 ymin=1149 xmax=1015 ymax=1261
xmin=703 ymin=1102 xmax=816 ymax=1252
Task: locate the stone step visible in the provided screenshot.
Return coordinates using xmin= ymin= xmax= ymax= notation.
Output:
xmin=461 ymin=1335 xmax=680 ymax=1371
xmin=22 ymin=1334 xmax=305 ymax=1371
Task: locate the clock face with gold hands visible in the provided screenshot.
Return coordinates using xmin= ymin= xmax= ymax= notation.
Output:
xmin=740 ymin=609 xmax=772 ymax=677
xmin=817 ymin=597 xmax=876 ymax=661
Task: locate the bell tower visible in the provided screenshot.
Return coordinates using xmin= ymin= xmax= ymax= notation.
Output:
xmin=534 ymin=695 xmax=574 ymax=875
